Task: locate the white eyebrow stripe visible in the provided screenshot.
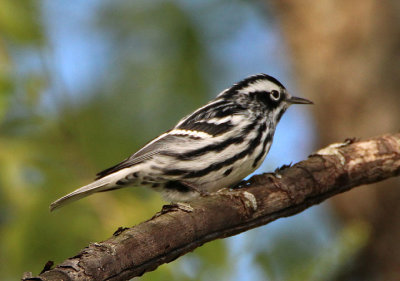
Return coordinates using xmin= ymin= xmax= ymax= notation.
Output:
xmin=238 ymin=80 xmax=279 ymax=94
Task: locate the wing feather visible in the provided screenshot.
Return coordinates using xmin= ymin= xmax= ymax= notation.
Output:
xmin=96 ymin=134 xmax=180 ymax=179
xmin=96 ymin=100 xmax=246 ymax=179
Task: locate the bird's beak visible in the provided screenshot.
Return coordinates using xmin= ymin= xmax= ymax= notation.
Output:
xmin=287 ymin=95 xmax=313 ymax=105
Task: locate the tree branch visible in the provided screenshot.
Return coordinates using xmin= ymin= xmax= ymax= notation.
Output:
xmin=24 ymin=133 xmax=400 ymax=281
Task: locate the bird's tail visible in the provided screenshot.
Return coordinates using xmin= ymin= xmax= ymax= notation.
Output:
xmin=50 ymin=177 xmax=118 ymax=212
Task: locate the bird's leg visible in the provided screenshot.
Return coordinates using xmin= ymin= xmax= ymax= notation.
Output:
xmin=232 ymin=172 xmax=282 ymax=190
xmin=180 ymin=181 xmax=210 ymax=197
xmin=153 ymin=181 xmax=207 ymax=217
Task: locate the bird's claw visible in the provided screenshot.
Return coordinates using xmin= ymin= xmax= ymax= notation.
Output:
xmin=156 ymin=202 xmax=194 ymax=216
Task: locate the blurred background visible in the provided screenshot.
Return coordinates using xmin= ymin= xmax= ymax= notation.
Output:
xmin=0 ymin=0 xmax=399 ymax=280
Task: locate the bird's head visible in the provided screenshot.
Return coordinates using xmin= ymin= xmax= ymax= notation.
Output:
xmin=218 ymin=73 xmax=312 ymax=121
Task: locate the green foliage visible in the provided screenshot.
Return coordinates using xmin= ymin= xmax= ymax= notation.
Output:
xmin=0 ymin=1 xmax=217 ymax=279
xmin=0 ymin=0 xmax=43 ymax=44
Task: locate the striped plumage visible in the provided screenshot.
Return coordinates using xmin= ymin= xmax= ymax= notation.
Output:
xmin=50 ymin=74 xmax=312 ymax=211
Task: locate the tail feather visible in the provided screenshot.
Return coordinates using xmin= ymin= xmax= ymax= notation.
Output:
xmin=50 ymin=178 xmax=114 ymax=212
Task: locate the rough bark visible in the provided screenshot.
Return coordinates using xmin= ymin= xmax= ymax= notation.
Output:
xmin=22 ymin=133 xmax=400 ymax=281
xmin=273 ymin=1 xmax=400 ymax=279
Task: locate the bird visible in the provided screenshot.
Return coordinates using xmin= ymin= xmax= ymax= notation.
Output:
xmin=50 ymin=74 xmax=312 ymax=211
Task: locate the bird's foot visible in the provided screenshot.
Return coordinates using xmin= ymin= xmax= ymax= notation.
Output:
xmin=153 ymin=202 xmax=194 ymax=218
xmin=262 ymin=172 xmax=282 ymax=189
xmin=174 ymin=202 xmax=194 ymax=212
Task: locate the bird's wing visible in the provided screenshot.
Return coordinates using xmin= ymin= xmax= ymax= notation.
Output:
xmin=95 ymin=133 xmax=181 ymax=179
xmin=96 ymin=101 xmax=246 ymax=180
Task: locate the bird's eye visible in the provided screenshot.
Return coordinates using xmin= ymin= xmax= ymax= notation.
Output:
xmin=270 ymin=90 xmax=280 ymax=101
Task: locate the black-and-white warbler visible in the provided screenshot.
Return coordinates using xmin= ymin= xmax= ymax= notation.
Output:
xmin=50 ymin=74 xmax=312 ymax=211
